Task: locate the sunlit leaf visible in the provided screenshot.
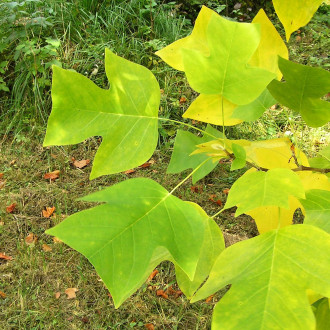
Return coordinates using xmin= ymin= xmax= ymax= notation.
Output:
xmin=46 ymin=178 xmax=210 ymax=307
xmin=183 ymin=94 xmax=242 ymax=126
xmin=224 ymin=168 xmax=305 ymax=216
xmin=44 ymin=49 xmax=160 ymax=179
xmin=268 ymin=57 xmax=330 ymax=127
xmin=230 ymin=143 xmax=246 ymax=171
xmin=192 ymin=224 xmax=330 ymax=329
xmin=272 ymin=0 xmax=324 ymax=41
xmin=167 ymin=125 xmax=223 ymax=183
xmin=250 ymin=9 xmax=288 ymax=79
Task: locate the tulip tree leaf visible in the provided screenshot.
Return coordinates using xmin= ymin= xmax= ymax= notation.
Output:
xmin=46 ymin=178 xmax=211 ymax=307
xmin=232 ymin=89 xmax=276 ymax=122
xmin=224 ymin=168 xmax=305 ymax=216
xmin=300 ymin=189 xmax=330 ymax=234
xmin=272 ymin=0 xmax=324 ymax=41
xmin=250 ymin=9 xmax=288 ymax=79
xmin=175 ymin=215 xmax=225 ymax=298
xmin=192 ymin=224 xmax=330 ymax=329
xmin=157 ymin=6 xmax=276 ymax=105
xmin=167 ymin=125 xmax=223 ymax=183
xmin=309 ymin=145 xmax=330 ymax=169
xmin=44 ymin=48 xmax=160 ymax=179
xmin=183 ymin=94 xmax=242 ymax=126
xmin=268 ymin=57 xmax=330 ymax=128
xmin=313 ymin=298 xmax=330 ymax=330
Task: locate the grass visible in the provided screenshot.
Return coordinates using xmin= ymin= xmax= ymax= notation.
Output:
xmin=0 ymin=1 xmax=329 ymax=328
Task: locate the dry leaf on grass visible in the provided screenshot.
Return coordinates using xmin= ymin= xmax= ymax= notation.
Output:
xmin=0 ymin=173 xmax=3 ymax=179
xmin=156 ymin=289 xmax=168 ymax=299
xmin=222 ymin=188 xmax=230 ymax=195
xmin=145 ymin=324 xmax=154 ymax=330
xmin=44 ymin=170 xmax=60 ymax=180
xmin=147 ymin=269 xmax=159 ymax=281
xmin=65 ymin=288 xmax=78 ymax=299
xmin=0 ymin=252 xmax=12 ymax=261
xmin=52 ymin=237 xmax=63 ymax=244
xmin=6 ymin=203 xmax=16 ymax=213
xmin=124 ymin=169 xmax=135 ymax=174
xmin=0 ymin=180 xmax=6 ymax=189
xmin=179 ymin=96 xmax=187 ymax=104
xmin=0 ymin=291 xmax=6 ymax=298
xmin=209 ymin=194 xmax=222 ymax=206
xmin=55 ymin=292 xmax=61 ymax=299
xmin=25 ymin=233 xmax=37 ymax=245
xmin=205 ymin=294 xmax=214 ymax=303
xmin=42 ymin=206 xmax=56 ymax=218
xmin=73 ymin=159 xmax=90 ymax=169
xmin=42 ymin=244 xmax=52 ymax=252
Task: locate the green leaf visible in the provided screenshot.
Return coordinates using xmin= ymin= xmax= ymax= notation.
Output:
xmin=167 ymin=125 xmax=223 ymax=183
xmin=224 ymin=168 xmax=305 ymax=216
xmin=175 ymin=216 xmax=225 ymax=298
xmin=313 ymin=298 xmax=330 ymax=330
xmin=268 ymin=57 xmax=330 ymax=127
xmin=157 ymin=6 xmax=276 ymax=105
xmin=230 ymin=143 xmax=246 ymax=171
xmin=192 ymin=224 xmax=330 ymax=329
xmin=44 ymin=49 xmax=160 ymax=179
xmin=272 ymin=0 xmax=324 ymax=41
xmin=46 ymin=178 xmax=209 ymax=307
xmin=310 ymin=145 xmax=330 ymax=169
xmin=232 ymin=89 xmax=276 ymax=122
xmin=300 ymin=189 xmax=330 ymax=233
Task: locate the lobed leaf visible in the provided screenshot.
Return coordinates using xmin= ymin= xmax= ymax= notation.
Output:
xmin=44 ymin=49 xmax=160 ymax=179
xmin=46 ymin=178 xmax=210 ymax=307
xmin=192 ymin=224 xmax=330 ymax=329
xmin=224 ymin=168 xmax=305 ymax=216
xmin=272 ymin=0 xmax=324 ymax=41
xmin=268 ymin=57 xmax=330 ymax=128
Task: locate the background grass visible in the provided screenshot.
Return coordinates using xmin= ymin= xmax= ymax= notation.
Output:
xmin=0 ymin=0 xmax=329 ymax=328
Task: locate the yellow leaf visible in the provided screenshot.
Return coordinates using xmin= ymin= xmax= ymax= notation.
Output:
xmin=155 ymin=6 xmax=213 ymax=71
xmin=250 ymin=9 xmax=288 ymax=79
xmin=183 ymin=94 xmax=242 ymax=126
xmin=272 ymin=0 xmax=324 ymax=41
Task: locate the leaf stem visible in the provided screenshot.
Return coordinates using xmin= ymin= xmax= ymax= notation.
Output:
xmin=158 ymin=117 xmax=218 ymax=139
xmin=211 ymin=207 xmax=225 ymax=219
xmin=169 ymin=158 xmax=210 ymax=195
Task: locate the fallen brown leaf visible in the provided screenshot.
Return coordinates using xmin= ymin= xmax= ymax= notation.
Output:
xmin=42 ymin=244 xmax=52 ymax=252
xmin=73 ymin=159 xmax=90 ymax=169
xmin=190 ymin=185 xmax=202 ymax=193
xmin=222 ymin=188 xmax=230 ymax=195
xmin=0 ymin=291 xmax=6 ymax=298
xmin=139 ymin=162 xmax=151 ymax=168
xmin=6 ymin=203 xmax=16 ymax=213
xmin=205 ymin=294 xmax=214 ymax=303
xmin=147 ymin=269 xmax=159 ymax=281
xmin=0 ymin=252 xmax=12 ymax=261
xmin=52 ymin=237 xmax=63 ymax=244
xmin=156 ymin=289 xmax=168 ymax=299
xmin=179 ymin=96 xmax=187 ymax=104
xmin=124 ymin=169 xmax=135 ymax=174
xmin=10 ymin=159 xmax=16 ymax=165
xmin=209 ymin=194 xmax=222 ymax=206
xmin=25 ymin=233 xmax=37 ymax=245
xmin=145 ymin=324 xmax=154 ymax=330
xmin=0 ymin=173 xmax=3 ymax=179
xmin=44 ymin=170 xmax=60 ymax=180
xmin=65 ymin=288 xmax=78 ymax=299
xmin=81 ymin=317 xmax=89 ymax=324
xmin=55 ymin=292 xmax=61 ymax=299
xmin=42 ymin=206 xmax=56 ymax=218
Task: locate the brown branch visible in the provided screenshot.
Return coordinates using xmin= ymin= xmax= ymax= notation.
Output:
xmin=291 ymin=166 xmax=330 ymax=173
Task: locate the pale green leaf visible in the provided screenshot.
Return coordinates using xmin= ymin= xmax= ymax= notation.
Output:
xmin=310 ymin=145 xmax=330 ymax=169
xmin=167 ymin=125 xmax=223 ymax=183
xmin=175 ymin=215 xmax=224 ymax=298
xmin=272 ymin=0 xmax=324 ymax=41
xmin=44 ymin=49 xmax=160 ymax=179
xmin=232 ymin=89 xmax=276 ymax=122
xmin=224 ymin=168 xmax=305 ymax=215
xmin=268 ymin=57 xmax=330 ymax=127
xmin=192 ymin=224 xmax=330 ymax=329
xmin=313 ymin=298 xmax=330 ymax=330
xmin=46 ymin=178 xmax=209 ymax=307
xmin=230 ymin=143 xmax=246 ymax=171
xmin=301 ymin=189 xmax=330 ymax=233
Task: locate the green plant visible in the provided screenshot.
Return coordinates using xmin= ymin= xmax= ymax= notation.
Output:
xmin=43 ymin=1 xmax=330 ymax=328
